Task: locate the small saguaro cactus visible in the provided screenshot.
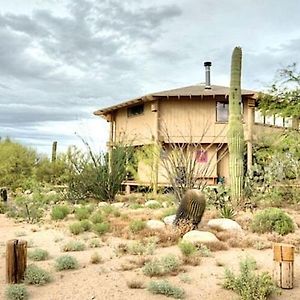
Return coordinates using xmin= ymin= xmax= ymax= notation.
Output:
xmin=228 ymin=47 xmax=244 ymax=207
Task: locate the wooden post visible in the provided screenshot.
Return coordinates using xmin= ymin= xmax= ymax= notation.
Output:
xmin=51 ymin=141 xmax=57 ymax=162
xmin=273 ymin=243 xmax=294 ymax=289
xmin=6 ymin=239 xmax=27 ymax=284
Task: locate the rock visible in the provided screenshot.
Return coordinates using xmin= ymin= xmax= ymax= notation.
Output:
xmin=46 ymin=190 xmax=57 ymax=196
xmin=146 ymin=220 xmax=165 ymax=230
xmin=111 ymin=202 xmax=125 ymax=208
xmin=163 ymin=214 xmax=176 ymax=225
xmin=24 ymin=190 xmax=32 ymax=195
xmin=207 ymin=218 xmax=242 ymax=232
xmin=98 ymin=202 xmax=109 ymax=207
xmin=182 ymin=230 xmax=219 ymax=244
xmin=145 ymin=200 xmax=161 ymax=208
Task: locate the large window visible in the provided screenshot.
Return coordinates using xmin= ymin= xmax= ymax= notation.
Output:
xmin=127 ymin=104 xmax=144 ymax=117
xmin=216 ymin=101 xmax=229 ymax=122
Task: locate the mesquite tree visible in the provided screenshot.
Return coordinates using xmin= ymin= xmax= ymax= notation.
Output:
xmin=228 ymin=47 xmax=245 ymax=207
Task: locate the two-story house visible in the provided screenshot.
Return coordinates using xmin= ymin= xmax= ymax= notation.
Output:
xmin=94 ymin=63 xmax=296 ymax=192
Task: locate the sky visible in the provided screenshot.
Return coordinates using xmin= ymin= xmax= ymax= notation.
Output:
xmin=1 ymin=0 xmax=300 ymax=155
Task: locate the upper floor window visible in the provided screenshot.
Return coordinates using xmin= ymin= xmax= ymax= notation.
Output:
xmin=216 ymin=101 xmax=229 ymax=122
xmin=127 ymin=104 xmax=144 ymax=117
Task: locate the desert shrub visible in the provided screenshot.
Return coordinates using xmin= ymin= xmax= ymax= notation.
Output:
xmin=160 ymin=254 xmax=181 ymax=273
xmin=223 ymin=256 xmax=277 ymax=300
xmin=161 ymin=207 xmax=177 ymax=218
xmin=55 ymin=255 xmax=79 ymax=271
xmin=197 ymin=244 xmax=212 ymax=257
xmin=179 ymin=274 xmax=192 ymax=283
xmin=5 ymin=284 xmax=28 ymax=300
xmin=93 ymin=222 xmax=110 ymax=235
xmin=142 ymin=259 xmax=163 ymax=277
xmin=24 ymin=264 xmax=52 ymax=285
xmin=90 ymin=211 xmax=104 ymax=224
xmin=129 ymin=220 xmax=146 ymax=233
xmin=126 ymin=278 xmax=145 ymax=289
xmin=62 ymin=240 xmax=85 ymax=252
xmin=178 ymin=241 xmax=197 ymax=257
xmin=219 ymin=205 xmax=236 ymax=219
xmin=129 ymin=203 xmax=143 ymax=209
xmin=74 ymin=206 xmax=91 ymax=220
xmin=147 ymin=202 xmax=162 ymax=209
xmin=90 ymin=252 xmax=102 ymax=264
xmin=143 ymin=255 xmax=181 ymax=277
xmin=28 ymin=248 xmax=49 ymax=261
xmin=251 ymin=208 xmax=295 ymax=235
xmin=147 ymin=280 xmax=185 ymax=299
xmin=0 ymin=138 xmax=37 ymax=190
xmin=80 ymin=219 xmax=92 ymax=231
xmin=66 ymin=144 xmax=134 ymax=202
xmin=51 ymin=205 xmax=70 ymax=220
xmin=69 ymin=222 xmax=84 ymax=235
xmin=89 ymin=238 xmax=101 ymax=248
xmin=128 ymin=239 xmax=156 ymax=255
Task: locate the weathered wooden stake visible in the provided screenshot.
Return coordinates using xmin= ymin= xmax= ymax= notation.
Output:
xmin=273 ymin=243 xmax=294 ymax=289
xmin=6 ymin=239 xmax=27 ymax=284
xmin=52 ymin=141 xmax=58 ymax=163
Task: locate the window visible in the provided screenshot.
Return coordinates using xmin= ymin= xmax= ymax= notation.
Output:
xmin=216 ymin=101 xmax=229 ymax=122
xmin=127 ymin=104 xmax=144 ymax=117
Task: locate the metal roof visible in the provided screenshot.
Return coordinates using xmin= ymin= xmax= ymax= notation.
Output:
xmin=94 ymin=84 xmax=257 ymax=116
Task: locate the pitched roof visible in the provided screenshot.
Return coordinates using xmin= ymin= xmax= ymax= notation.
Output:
xmin=94 ymin=84 xmax=257 ymax=116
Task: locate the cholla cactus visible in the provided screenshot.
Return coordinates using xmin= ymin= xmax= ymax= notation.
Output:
xmin=228 ymin=47 xmax=244 ymax=207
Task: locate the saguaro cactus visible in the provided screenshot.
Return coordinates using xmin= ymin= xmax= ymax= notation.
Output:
xmin=228 ymin=47 xmax=244 ymax=207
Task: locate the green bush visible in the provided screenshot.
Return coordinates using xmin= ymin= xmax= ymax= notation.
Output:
xmin=5 ymin=284 xmax=28 ymax=300
xmin=127 ymin=240 xmax=156 ymax=255
xmin=89 ymin=238 xmax=101 ymax=248
xmin=28 ymin=248 xmax=49 ymax=261
xmin=143 ymin=254 xmax=181 ymax=277
xmin=24 ymin=264 xmax=52 ymax=285
xmin=0 ymin=138 xmax=37 ymax=190
xmin=129 ymin=220 xmax=146 ymax=233
xmin=74 ymin=207 xmax=90 ymax=220
xmin=55 ymin=255 xmax=79 ymax=271
xmin=147 ymin=280 xmax=185 ymax=299
xmin=93 ymin=222 xmax=110 ymax=235
xmin=178 ymin=241 xmax=197 ymax=257
xmin=142 ymin=259 xmax=163 ymax=277
xmin=90 ymin=211 xmax=104 ymax=224
xmin=223 ymin=257 xmax=277 ymax=300
xmin=69 ymin=222 xmax=84 ymax=235
xmin=51 ymin=205 xmax=70 ymax=220
xmin=80 ymin=219 xmax=92 ymax=231
xmin=62 ymin=240 xmax=85 ymax=252
xmin=251 ymin=208 xmax=295 ymax=235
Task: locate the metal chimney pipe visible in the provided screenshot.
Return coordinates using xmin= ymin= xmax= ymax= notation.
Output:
xmin=204 ymin=61 xmax=212 ymax=89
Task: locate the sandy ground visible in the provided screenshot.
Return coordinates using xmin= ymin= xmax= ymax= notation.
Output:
xmin=0 ymin=211 xmax=300 ymax=300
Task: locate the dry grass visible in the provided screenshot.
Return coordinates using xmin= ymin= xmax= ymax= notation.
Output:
xmin=215 ymin=231 xmax=238 ymax=242
xmin=126 ymin=278 xmax=145 ymax=289
xmin=204 ymin=241 xmax=228 ymax=251
xmin=182 ymin=254 xmax=201 ymax=266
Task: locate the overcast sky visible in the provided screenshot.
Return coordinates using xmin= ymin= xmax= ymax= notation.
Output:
xmin=1 ymin=0 xmax=300 ymax=155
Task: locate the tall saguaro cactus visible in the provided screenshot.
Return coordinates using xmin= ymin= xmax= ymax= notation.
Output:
xmin=228 ymin=47 xmax=244 ymax=207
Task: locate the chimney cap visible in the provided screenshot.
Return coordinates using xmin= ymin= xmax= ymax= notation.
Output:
xmin=204 ymin=61 xmax=212 ymax=67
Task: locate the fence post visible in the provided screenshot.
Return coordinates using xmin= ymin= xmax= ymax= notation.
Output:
xmin=6 ymin=239 xmax=27 ymax=284
xmin=273 ymin=243 xmax=294 ymax=289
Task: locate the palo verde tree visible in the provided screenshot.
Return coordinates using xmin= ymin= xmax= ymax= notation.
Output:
xmin=227 ymin=47 xmax=245 ymax=207
xmin=258 ymin=63 xmax=300 ymax=126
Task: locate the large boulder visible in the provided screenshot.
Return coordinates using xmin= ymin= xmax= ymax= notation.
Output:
xmin=182 ymin=230 xmax=219 ymax=244
xmin=146 ymin=220 xmax=165 ymax=230
xmin=207 ymin=218 xmax=242 ymax=232
xmin=111 ymin=202 xmax=125 ymax=208
xmin=163 ymin=214 xmax=176 ymax=225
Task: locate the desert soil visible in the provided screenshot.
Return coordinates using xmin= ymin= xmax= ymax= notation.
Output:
xmin=0 ymin=209 xmax=299 ymax=300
